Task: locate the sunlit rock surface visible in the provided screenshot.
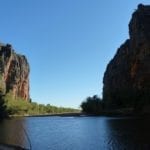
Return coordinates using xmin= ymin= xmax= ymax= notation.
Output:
xmin=0 ymin=43 xmax=30 ymax=100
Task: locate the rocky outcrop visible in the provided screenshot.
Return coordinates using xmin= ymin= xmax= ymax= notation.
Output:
xmin=0 ymin=43 xmax=30 ymax=100
xmin=103 ymin=4 xmax=150 ymax=110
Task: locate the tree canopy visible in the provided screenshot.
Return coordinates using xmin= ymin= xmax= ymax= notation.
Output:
xmin=80 ymin=95 xmax=103 ymax=115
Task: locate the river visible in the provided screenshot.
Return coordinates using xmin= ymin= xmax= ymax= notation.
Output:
xmin=0 ymin=116 xmax=150 ymax=150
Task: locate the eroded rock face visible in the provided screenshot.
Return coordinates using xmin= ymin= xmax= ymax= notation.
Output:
xmin=103 ymin=4 xmax=150 ymax=109
xmin=0 ymin=43 xmax=30 ymax=100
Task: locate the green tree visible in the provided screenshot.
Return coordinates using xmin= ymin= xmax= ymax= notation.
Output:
xmin=80 ymin=95 xmax=103 ymax=115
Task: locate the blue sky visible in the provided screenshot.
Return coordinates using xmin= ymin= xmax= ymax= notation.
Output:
xmin=0 ymin=0 xmax=149 ymax=108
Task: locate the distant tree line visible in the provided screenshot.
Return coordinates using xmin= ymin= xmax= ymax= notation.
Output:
xmin=0 ymin=92 xmax=79 ymax=118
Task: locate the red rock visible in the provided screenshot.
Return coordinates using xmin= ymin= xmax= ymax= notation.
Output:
xmin=0 ymin=43 xmax=30 ymax=100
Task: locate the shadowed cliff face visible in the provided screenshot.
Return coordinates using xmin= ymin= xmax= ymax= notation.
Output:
xmin=103 ymin=4 xmax=150 ymax=110
xmin=0 ymin=44 xmax=30 ymax=100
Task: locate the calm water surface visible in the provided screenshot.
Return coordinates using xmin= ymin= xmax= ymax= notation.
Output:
xmin=0 ymin=116 xmax=150 ymax=150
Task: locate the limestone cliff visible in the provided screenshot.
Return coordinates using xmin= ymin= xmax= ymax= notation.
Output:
xmin=0 ymin=43 xmax=30 ymax=100
xmin=103 ymin=4 xmax=150 ymax=110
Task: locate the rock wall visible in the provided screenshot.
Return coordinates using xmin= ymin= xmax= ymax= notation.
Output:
xmin=0 ymin=43 xmax=30 ymax=100
xmin=103 ymin=4 xmax=150 ymax=110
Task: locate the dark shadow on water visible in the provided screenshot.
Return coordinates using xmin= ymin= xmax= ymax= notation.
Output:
xmin=105 ymin=117 xmax=150 ymax=150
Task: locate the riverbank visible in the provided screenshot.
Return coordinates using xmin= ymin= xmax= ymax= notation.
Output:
xmin=8 ymin=112 xmax=83 ymax=118
xmin=24 ymin=108 xmax=133 ymax=117
xmin=8 ymin=108 xmax=150 ymax=118
xmin=27 ymin=112 xmax=83 ymax=117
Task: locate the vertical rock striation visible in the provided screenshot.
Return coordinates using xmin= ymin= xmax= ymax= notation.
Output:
xmin=0 ymin=43 xmax=30 ymax=100
xmin=103 ymin=4 xmax=150 ymax=110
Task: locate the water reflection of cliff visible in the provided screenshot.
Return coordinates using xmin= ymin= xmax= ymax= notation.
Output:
xmin=0 ymin=118 xmax=30 ymax=149
xmin=105 ymin=117 xmax=150 ymax=149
